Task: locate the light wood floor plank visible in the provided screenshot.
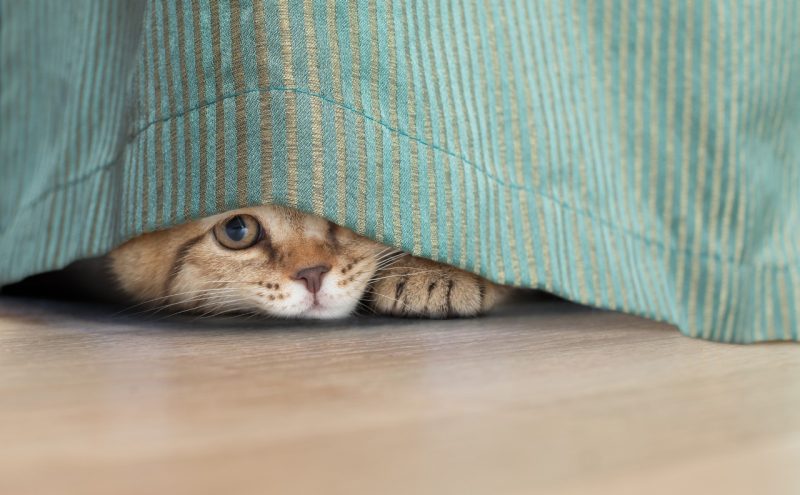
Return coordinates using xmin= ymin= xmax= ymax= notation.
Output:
xmin=1 ymin=295 xmax=798 ymax=494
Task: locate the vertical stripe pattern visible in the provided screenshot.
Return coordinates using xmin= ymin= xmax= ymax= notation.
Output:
xmin=1 ymin=0 xmax=798 ymax=343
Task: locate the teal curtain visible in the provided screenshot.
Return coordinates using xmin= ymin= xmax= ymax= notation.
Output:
xmin=1 ymin=1 xmax=798 ymax=342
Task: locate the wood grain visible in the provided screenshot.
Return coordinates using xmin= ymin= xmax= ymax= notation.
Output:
xmin=1 ymin=294 xmax=798 ymax=495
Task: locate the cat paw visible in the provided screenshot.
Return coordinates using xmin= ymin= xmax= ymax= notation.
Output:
xmin=369 ymin=255 xmax=504 ymax=318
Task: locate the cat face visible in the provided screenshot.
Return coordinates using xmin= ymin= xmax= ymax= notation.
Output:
xmin=110 ymin=206 xmax=392 ymax=319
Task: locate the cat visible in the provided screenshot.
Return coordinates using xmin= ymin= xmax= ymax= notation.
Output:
xmin=110 ymin=205 xmax=506 ymax=319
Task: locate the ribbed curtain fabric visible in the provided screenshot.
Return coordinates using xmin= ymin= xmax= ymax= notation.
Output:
xmin=1 ymin=1 xmax=798 ymax=342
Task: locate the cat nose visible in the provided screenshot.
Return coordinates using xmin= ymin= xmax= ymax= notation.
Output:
xmin=292 ymin=264 xmax=331 ymax=294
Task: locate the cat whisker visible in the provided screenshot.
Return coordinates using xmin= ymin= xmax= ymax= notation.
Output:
xmin=214 ymin=304 xmax=260 ymax=320
xmin=373 ymin=247 xmax=402 ymax=260
xmin=196 ymin=280 xmax=260 ymax=285
xmin=114 ymin=292 xmax=211 ymax=316
xmin=374 ymin=252 xmax=407 ymax=266
xmin=366 ymin=290 xmax=408 ymax=311
xmin=373 ymin=255 xmax=404 ymax=266
xmin=340 ymin=290 xmax=374 ymax=316
xmin=184 ymin=297 xmax=252 ymax=321
xmin=244 ymin=306 xmax=279 ymax=320
xmin=159 ymin=290 xmax=253 ymax=319
xmin=354 ymin=299 xmax=375 ymax=316
xmin=375 ymin=260 xmax=408 ymax=271
xmin=238 ymin=310 xmax=264 ymax=320
xmin=373 ymin=250 xmax=406 ymax=264
xmin=368 ymin=269 xmax=443 ymax=282
xmin=376 ymin=265 xmax=440 ymax=271
xmin=370 ymin=269 xmax=440 ymax=279
xmin=123 ymin=289 xmax=242 ymax=318
xmin=113 ymin=286 xmax=248 ymax=316
xmin=149 ymin=293 xmax=246 ymax=321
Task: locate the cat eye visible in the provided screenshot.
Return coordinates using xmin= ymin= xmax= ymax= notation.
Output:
xmin=213 ymin=214 xmax=262 ymax=250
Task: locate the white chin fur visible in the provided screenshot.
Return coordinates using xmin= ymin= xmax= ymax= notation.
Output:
xmin=260 ymin=293 xmax=359 ymax=319
xmin=298 ymin=304 xmax=355 ymax=319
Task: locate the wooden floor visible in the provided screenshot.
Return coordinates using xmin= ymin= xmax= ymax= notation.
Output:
xmin=1 ymin=293 xmax=798 ymax=495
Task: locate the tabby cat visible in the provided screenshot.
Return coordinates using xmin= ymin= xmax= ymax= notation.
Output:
xmin=110 ymin=205 xmax=505 ymax=319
